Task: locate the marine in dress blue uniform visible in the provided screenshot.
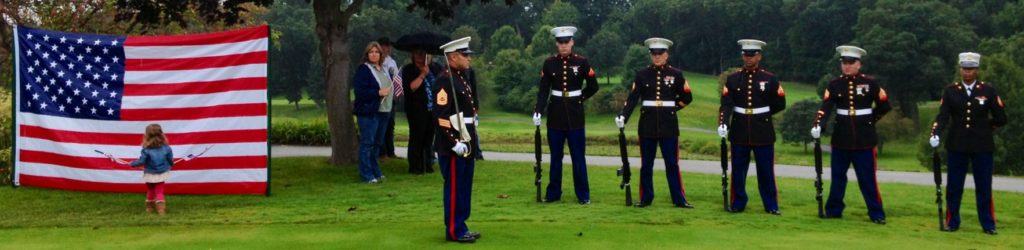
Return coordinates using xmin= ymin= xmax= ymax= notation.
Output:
xmin=615 ymin=38 xmax=694 ymax=208
xmin=810 ymin=45 xmax=891 ymax=224
xmin=434 ymin=37 xmax=482 ymax=243
xmin=533 ymin=26 xmax=599 ymax=204
xmin=929 ymin=52 xmax=1007 ymax=235
xmin=718 ymin=39 xmax=786 ymax=214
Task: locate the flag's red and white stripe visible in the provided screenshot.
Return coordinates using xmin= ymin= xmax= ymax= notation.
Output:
xmin=15 ymin=26 xmax=269 ymax=195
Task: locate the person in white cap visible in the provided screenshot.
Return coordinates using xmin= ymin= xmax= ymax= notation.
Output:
xmin=533 ymin=26 xmax=599 ymax=205
xmin=810 ymin=45 xmax=891 ymax=224
xmin=434 ymin=36 xmax=482 ymax=243
xmin=929 ymin=52 xmax=1007 ymax=235
xmin=616 ymin=37 xmax=694 ymax=208
xmin=718 ymin=39 xmax=786 ymax=215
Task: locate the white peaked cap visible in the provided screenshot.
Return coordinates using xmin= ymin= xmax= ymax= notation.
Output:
xmin=959 ymin=52 xmax=981 ymax=68
xmin=550 ymin=26 xmax=578 ymax=38
xmin=645 ymin=37 xmax=673 ymax=50
xmin=737 ymin=39 xmax=767 ymax=51
xmin=440 ymin=36 xmax=472 ymax=53
xmin=836 ymin=45 xmax=867 ymax=59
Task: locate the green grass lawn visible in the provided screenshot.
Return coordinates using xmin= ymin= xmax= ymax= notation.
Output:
xmin=0 ymin=157 xmax=1020 ymax=248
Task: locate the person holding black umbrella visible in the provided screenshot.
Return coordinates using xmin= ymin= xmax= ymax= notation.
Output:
xmin=395 ymin=32 xmax=452 ymax=174
xmin=402 ymin=49 xmax=443 ymax=174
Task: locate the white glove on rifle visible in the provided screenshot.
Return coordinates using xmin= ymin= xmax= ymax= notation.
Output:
xmin=614 ymin=115 xmax=625 ymax=128
xmin=452 ymin=142 xmax=469 ymax=155
xmin=532 ymin=113 xmax=542 ymax=126
xmin=811 ymin=125 xmax=821 ymax=139
xmin=929 ymin=135 xmax=940 ymax=148
xmin=717 ymin=124 xmax=728 ymax=138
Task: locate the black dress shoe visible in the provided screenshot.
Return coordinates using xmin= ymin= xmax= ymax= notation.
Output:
xmin=767 ymin=210 xmax=782 ymax=215
xmin=984 ymin=229 xmax=998 ymax=235
xmin=871 ymin=218 xmax=886 ymax=225
xmin=942 ymin=226 xmax=959 ymax=232
xmin=544 ymin=198 xmax=561 ymax=203
xmin=467 ymin=231 xmax=481 ymax=239
xmin=822 ymin=214 xmax=842 ymax=219
xmin=634 ymin=202 xmax=651 ymax=208
xmin=449 ymin=235 xmax=476 ymax=243
xmin=676 ymin=203 xmax=694 ymax=209
xmin=578 ymin=200 xmax=591 ymax=205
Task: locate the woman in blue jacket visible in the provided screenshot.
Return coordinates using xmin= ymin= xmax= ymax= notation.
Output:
xmin=353 ymin=42 xmax=393 ymax=183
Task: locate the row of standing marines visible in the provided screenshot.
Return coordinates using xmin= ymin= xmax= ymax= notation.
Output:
xmin=425 ymin=26 xmax=1007 ymax=243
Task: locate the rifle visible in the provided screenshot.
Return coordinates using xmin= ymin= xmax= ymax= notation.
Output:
xmin=534 ymin=125 xmax=543 ymax=203
xmin=814 ymin=138 xmax=824 ymax=218
xmin=616 ymin=128 xmax=633 ymax=206
xmin=933 ymin=148 xmax=945 ymax=231
xmin=720 ymin=137 xmax=729 ymax=211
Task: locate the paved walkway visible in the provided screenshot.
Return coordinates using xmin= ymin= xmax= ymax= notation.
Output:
xmin=272 ymin=145 xmax=1024 ymax=193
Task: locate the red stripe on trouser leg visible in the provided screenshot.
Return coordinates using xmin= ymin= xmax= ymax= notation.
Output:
xmin=449 ymin=155 xmax=457 ymax=240
xmin=676 ymin=140 xmax=686 ymax=197
xmin=729 ymin=145 xmax=735 ymax=205
xmin=638 ymin=142 xmax=644 ymax=201
xmin=772 ymin=153 xmax=779 ymax=205
xmin=872 ymin=148 xmax=883 ymax=204
xmin=991 ymin=195 xmax=996 ymax=224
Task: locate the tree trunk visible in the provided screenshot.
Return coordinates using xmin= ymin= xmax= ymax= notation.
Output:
xmin=313 ymin=0 xmax=364 ymax=166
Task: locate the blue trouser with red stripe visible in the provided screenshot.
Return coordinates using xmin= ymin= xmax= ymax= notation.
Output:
xmin=825 ymin=148 xmax=885 ymax=220
xmin=545 ymin=128 xmax=590 ymax=202
xmin=439 ymin=153 xmax=475 ymax=240
xmin=945 ymin=151 xmax=996 ymax=231
xmin=730 ymin=144 xmax=779 ymax=212
xmin=639 ymin=137 xmax=688 ymax=206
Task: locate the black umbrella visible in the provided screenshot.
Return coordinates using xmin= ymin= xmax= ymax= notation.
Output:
xmin=395 ymin=32 xmax=451 ymax=55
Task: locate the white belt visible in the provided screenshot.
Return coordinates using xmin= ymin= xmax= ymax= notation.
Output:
xmin=642 ymin=100 xmax=674 ymax=107
xmin=551 ymin=90 xmax=582 ymax=97
xmin=733 ymin=106 xmax=770 ymax=115
xmin=836 ymin=108 xmax=873 ymax=116
xmin=462 ymin=116 xmax=476 ymax=124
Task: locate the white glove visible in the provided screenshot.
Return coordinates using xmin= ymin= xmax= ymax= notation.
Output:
xmin=929 ymin=135 xmax=940 ymax=148
xmin=615 ymin=115 xmax=625 ymax=128
xmin=532 ymin=113 xmax=542 ymax=126
xmin=811 ymin=126 xmax=821 ymax=139
xmin=452 ymin=142 xmax=469 ymax=155
xmin=475 ymin=116 xmax=481 ymax=127
xmin=717 ymin=124 xmax=728 ymax=138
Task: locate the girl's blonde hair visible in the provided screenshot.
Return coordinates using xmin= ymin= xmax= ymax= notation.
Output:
xmin=142 ymin=124 xmax=169 ymax=148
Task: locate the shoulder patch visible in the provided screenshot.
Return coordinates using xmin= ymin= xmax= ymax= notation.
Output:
xmin=588 ymin=68 xmax=596 ymax=78
xmin=823 ymin=89 xmax=831 ymax=101
xmin=777 ymin=84 xmax=785 ymax=97
xmin=631 ymin=82 xmax=637 ymax=93
xmin=683 ymin=80 xmax=691 ymax=93
xmin=879 ymin=88 xmax=888 ymax=102
xmin=438 ymin=118 xmax=452 ymax=129
xmin=722 ymin=86 xmax=729 ymax=97
xmin=998 ymin=96 xmax=1004 ymax=108
xmin=437 ymin=88 xmax=448 ymax=106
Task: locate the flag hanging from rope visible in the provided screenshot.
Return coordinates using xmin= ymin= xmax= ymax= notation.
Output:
xmin=12 ymin=25 xmax=269 ymax=195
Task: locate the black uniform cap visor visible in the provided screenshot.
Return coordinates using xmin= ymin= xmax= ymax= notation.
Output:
xmin=555 ymin=37 xmax=573 ymax=43
xmin=649 ymin=48 xmax=668 ymax=54
xmin=840 ymin=56 xmax=861 ymax=62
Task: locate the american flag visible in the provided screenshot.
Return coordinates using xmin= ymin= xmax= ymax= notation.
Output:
xmin=13 ymin=25 xmax=269 ymax=195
